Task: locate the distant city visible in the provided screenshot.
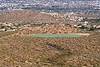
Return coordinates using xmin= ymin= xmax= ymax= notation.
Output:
xmin=0 ymin=0 xmax=100 ymax=13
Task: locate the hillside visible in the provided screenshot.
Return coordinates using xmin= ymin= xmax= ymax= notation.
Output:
xmin=0 ymin=10 xmax=100 ymax=67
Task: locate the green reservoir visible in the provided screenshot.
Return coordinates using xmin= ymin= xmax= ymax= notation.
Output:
xmin=32 ymin=34 xmax=82 ymax=38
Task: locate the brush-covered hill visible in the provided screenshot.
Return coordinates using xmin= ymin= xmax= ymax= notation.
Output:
xmin=0 ymin=10 xmax=65 ymax=24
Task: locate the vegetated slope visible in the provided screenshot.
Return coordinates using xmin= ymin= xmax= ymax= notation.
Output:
xmin=0 ymin=10 xmax=64 ymax=24
xmin=0 ymin=32 xmax=100 ymax=67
